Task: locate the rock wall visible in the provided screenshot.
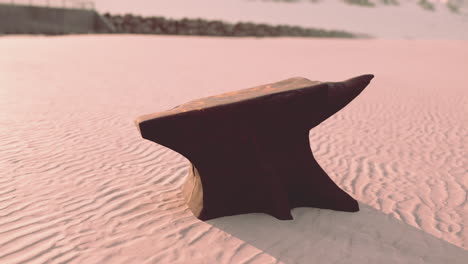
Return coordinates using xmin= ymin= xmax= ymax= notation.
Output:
xmin=103 ymin=13 xmax=357 ymax=38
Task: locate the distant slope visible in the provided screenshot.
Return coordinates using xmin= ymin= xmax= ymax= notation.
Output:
xmin=91 ymin=0 xmax=468 ymax=39
xmin=254 ymin=0 xmax=468 ymax=14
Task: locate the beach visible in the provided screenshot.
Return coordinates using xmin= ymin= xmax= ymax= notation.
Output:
xmin=0 ymin=35 xmax=467 ymax=263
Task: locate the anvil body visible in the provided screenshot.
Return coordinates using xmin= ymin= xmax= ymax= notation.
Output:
xmin=136 ymin=75 xmax=374 ymax=220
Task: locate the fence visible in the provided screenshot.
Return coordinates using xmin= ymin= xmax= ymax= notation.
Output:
xmin=2 ymin=0 xmax=94 ymax=10
xmin=0 ymin=0 xmax=115 ymax=34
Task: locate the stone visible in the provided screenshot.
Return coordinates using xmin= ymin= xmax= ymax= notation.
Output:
xmin=135 ymin=74 xmax=374 ymax=220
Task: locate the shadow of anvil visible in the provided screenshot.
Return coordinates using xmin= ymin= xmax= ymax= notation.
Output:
xmin=135 ymin=74 xmax=374 ymax=221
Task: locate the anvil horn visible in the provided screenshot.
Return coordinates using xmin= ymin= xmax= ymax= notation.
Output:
xmin=326 ymin=74 xmax=374 ymax=118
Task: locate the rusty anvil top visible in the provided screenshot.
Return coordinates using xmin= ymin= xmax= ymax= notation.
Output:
xmin=135 ymin=74 xmax=374 ymax=221
xmin=135 ymin=77 xmax=320 ymax=124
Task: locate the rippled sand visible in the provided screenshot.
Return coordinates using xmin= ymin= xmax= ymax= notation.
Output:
xmin=0 ymin=35 xmax=466 ymax=263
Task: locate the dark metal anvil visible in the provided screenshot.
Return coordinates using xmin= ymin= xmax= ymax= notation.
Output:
xmin=135 ymin=74 xmax=374 ymax=221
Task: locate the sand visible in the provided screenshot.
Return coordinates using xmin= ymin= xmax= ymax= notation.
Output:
xmin=0 ymin=35 xmax=467 ymax=263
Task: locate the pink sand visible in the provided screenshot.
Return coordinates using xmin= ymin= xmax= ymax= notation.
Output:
xmin=0 ymin=35 xmax=467 ymax=263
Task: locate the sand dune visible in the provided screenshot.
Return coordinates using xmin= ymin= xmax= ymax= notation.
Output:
xmin=0 ymin=35 xmax=467 ymax=263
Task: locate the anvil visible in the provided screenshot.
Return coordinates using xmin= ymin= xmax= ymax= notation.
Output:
xmin=135 ymin=74 xmax=374 ymax=220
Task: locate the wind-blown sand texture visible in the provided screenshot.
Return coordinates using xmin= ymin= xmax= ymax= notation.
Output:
xmin=0 ymin=35 xmax=467 ymax=263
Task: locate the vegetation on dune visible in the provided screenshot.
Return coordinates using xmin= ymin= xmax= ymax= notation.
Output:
xmin=103 ymin=13 xmax=358 ymax=38
xmin=418 ymin=0 xmax=436 ymax=11
xmin=343 ymin=0 xmax=376 ymax=7
xmin=380 ymin=0 xmax=399 ymax=5
xmin=446 ymin=2 xmax=460 ymax=13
